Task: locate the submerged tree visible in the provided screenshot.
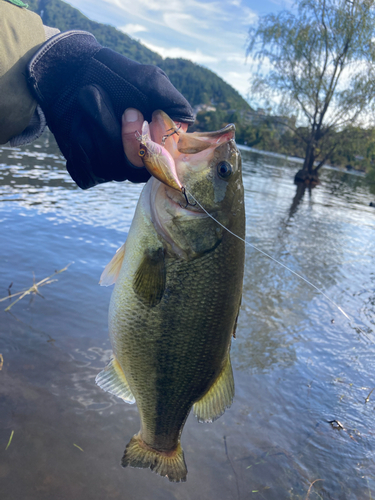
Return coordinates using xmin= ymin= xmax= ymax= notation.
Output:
xmin=247 ymin=0 xmax=375 ymax=183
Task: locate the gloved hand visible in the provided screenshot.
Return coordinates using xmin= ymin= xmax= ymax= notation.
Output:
xmin=26 ymin=30 xmax=194 ymax=189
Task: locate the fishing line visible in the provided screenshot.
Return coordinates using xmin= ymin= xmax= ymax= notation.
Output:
xmin=184 ymin=188 xmax=372 ymax=342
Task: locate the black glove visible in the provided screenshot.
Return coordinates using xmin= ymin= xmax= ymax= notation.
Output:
xmin=26 ymin=30 xmax=194 ymax=189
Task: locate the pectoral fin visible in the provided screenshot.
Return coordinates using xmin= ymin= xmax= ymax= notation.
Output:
xmin=99 ymin=242 xmax=126 ymax=286
xmin=133 ymin=248 xmax=166 ymax=307
xmin=95 ymin=356 xmax=135 ymax=404
xmin=193 ymin=354 xmax=234 ymax=423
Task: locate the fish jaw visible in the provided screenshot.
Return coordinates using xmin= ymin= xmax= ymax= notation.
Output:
xmin=177 ymin=123 xmax=235 ymax=154
xmin=174 ymin=138 xmax=243 ymax=228
xmin=149 ymin=178 xmax=210 ymax=259
xmin=144 ymin=127 xmax=243 ymax=259
xmin=138 ymin=111 xmax=241 ymax=222
xmin=137 ymin=112 xmax=236 ymax=194
xmin=148 ymin=111 xmax=240 ymax=211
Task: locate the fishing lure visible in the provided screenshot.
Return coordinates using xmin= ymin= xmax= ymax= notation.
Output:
xmin=136 ymin=121 xmax=182 ymax=192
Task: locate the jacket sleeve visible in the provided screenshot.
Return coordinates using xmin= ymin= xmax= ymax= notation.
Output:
xmin=0 ymin=0 xmax=45 ymax=144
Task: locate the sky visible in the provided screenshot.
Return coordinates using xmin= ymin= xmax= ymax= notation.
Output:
xmin=63 ymin=0 xmax=292 ymax=101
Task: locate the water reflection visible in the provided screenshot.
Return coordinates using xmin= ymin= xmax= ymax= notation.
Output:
xmin=287 ymin=183 xmax=309 ymax=220
xmin=0 ymin=131 xmax=143 ymax=232
xmin=1 ymin=139 xmax=375 ymax=498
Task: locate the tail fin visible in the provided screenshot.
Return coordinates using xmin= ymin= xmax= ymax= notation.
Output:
xmin=121 ymin=433 xmax=187 ymax=482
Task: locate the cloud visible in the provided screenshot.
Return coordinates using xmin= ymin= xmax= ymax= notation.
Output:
xmin=140 ymin=40 xmax=219 ymax=64
xmin=226 ymin=71 xmax=250 ymax=96
xmin=242 ymin=7 xmax=258 ymax=25
xmin=161 ymin=12 xmax=217 ymax=43
xmin=119 ymin=24 xmax=148 ymax=35
xmin=224 ymin=52 xmax=248 ymax=64
xmin=63 ymin=0 xmax=263 ymax=97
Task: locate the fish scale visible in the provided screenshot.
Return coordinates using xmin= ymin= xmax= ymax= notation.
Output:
xmin=113 ymin=231 xmax=243 ymax=450
xmin=97 ymin=112 xmax=245 ymax=481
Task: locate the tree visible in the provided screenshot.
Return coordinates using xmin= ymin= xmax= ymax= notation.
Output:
xmin=247 ymin=0 xmax=375 ymax=183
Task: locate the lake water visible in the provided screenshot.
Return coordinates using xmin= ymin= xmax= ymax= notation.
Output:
xmin=1 ymin=131 xmax=375 ymax=499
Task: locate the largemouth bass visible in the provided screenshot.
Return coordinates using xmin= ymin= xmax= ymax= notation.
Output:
xmin=96 ymin=111 xmax=245 ymax=482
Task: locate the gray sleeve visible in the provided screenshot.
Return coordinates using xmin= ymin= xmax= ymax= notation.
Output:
xmin=9 ymin=104 xmax=46 ymax=146
xmin=9 ymin=25 xmax=60 ymax=147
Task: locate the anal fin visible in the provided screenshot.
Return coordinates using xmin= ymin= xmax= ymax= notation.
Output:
xmin=95 ymin=356 xmax=135 ymax=404
xmin=193 ymin=354 xmax=234 ymax=423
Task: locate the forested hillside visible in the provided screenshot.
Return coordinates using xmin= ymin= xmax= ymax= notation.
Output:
xmin=27 ymin=0 xmax=250 ymax=111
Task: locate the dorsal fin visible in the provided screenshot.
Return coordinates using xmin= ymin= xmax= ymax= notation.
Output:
xmin=99 ymin=242 xmax=126 ymax=286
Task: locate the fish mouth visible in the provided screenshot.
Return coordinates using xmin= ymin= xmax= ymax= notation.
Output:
xmin=149 ymin=180 xmax=207 ymax=258
xmin=165 ymin=187 xmax=205 ymax=215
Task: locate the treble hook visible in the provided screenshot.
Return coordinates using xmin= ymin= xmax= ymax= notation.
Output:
xmin=181 ymin=187 xmax=197 ymax=208
xmin=162 ymin=124 xmax=182 ymax=145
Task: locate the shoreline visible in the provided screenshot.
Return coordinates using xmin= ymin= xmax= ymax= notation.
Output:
xmin=237 ymin=144 xmax=366 ymax=177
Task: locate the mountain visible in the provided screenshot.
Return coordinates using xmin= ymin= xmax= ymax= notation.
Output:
xmin=27 ymin=0 xmax=161 ymax=65
xmin=27 ymin=0 xmax=251 ymax=111
xmin=158 ymin=58 xmax=249 ymax=111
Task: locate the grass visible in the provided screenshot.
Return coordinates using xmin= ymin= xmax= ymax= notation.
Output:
xmin=0 ymin=264 xmax=72 ymax=311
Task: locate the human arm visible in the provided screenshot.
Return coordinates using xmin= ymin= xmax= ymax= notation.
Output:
xmin=0 ymin=1 xmax=194 ymax=188
xmin=26 ymin=31 xmax=194 ymax=189
xmin=0 ymin=0 xmax=45 ymax=144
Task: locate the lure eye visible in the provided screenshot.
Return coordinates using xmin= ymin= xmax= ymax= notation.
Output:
xmin=139 ymin=148 xmax=146 ymax=157
xmin=217 ymin=161 xmax=232 ymax=179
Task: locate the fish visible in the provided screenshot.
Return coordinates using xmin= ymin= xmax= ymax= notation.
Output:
xmin=96 ymin=110 xmax=245 ymax=482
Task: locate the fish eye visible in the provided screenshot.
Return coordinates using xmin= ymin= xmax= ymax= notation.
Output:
xmin=217 ymin=161 xmax=232 ymax=179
